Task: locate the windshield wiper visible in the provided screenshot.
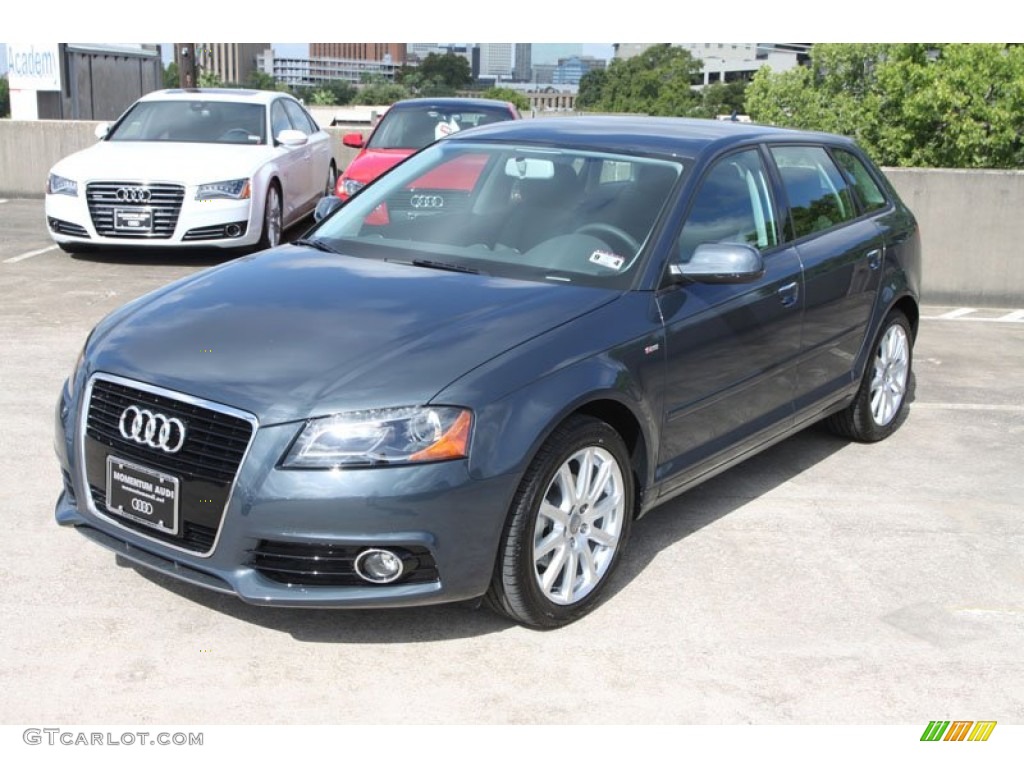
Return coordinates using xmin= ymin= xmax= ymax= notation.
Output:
xmin=293 ymin=238 xmax=339 ymax=254
xmin=409 ymin=259 xmax=481 ymax=275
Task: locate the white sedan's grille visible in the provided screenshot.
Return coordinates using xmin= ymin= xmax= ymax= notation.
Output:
xmin=86 ymin=182 xmax=185 ymax=239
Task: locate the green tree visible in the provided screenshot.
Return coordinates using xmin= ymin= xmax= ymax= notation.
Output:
xmin=414 ymin=52 xmax=472 ymax=90
xmin=694 ymin=80 xmax=748 ymax=119
xmin=576 ymin=69 xmax=607 ymax=109
xmin=746 ymin=43 xmax=1024 ymax=168
xmin=0 ymin=75 xmax=9 ymax=118
xmin=586 ymin=44 xmax=702 ymax=116
xmin=481 ymin=86 xmax=529 ymax=112
xmin=354 ymin=82 xmax=410 ymax=106
xmin=400 ymin=70 xmax=456 ymax=97
xmin=163 ymin=62 xmax=179 ymax=89
xmin=198 ymin=68 xmax=223 ymax=88
xmin=247 ymin=69 xmax=276 ymax=91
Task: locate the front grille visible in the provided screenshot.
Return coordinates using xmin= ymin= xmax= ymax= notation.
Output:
xmin=48 ymin=217 xmax=90 ymax=238
xmin=249 ymin=540 xmax=439 ymax=587
xmin=182 ymin=221 xmax=248 ymax=241
xmin=86 ymin=182 xmax=185 ymax=239
xmin=83 ymin=377 xmax=255 ymax=554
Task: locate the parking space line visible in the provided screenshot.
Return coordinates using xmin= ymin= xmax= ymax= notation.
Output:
xmin=937 ymin=308 xmax=977 ymax=319
xmin=4 ymin=244 xmax=58 ymax=263
xmin=912 ymin=403 xmax=1024 ymax=412
xmin=922 ymin=307 xmax=1024 ymax=323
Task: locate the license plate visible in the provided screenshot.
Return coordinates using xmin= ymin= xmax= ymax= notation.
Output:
xmin=114 ymin=208 xmax=153 ymax=232
xmin=106 ymin=456 xmax=180 ymax=535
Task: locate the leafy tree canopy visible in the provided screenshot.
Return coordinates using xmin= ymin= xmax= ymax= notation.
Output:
xmin=0 ymin=75 xmax=10 ymax=118
xmin=746 ymin=43 xmax=1024 ymax=168
xmin=354 ymin=82 xmax=411 ymax=106
xmin=582 ymin=44 xmax=702 ymax=116
xmin=481 ymin=87 xmax=530 ymax=112
xmin=163 ymin=62 xmax=179 ymax=89
xmin=413 ymin=53 xmax=472 ymax=90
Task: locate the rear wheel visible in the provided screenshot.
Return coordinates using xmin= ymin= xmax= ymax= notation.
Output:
xmin=486 ymin=415 xmax=634 ymax=628
xmin=827 ymin=310 xmax=913 ymax=442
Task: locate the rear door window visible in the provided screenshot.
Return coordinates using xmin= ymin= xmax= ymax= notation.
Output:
xmin=771 ymin=145 xmax=857 ymax=240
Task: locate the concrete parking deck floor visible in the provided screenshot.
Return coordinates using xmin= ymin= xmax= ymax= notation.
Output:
xmin=1 ymin=199 xmax=1021 ymax=724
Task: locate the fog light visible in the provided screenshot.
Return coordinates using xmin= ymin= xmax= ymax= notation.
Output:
xmin=354 ymin=548 xmax=404 ymax=584
xmin=225 ymin=224 xmax=242 ymax=237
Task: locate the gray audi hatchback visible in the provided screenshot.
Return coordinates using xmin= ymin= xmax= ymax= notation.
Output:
xmin=54 ymin=117 xmax=921 ymax=628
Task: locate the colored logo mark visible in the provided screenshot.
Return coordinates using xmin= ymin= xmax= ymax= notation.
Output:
xmin=921 ymin=721 xmax=996 ymax=742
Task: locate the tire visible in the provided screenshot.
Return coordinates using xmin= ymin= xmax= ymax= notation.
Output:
xmin=486 ymin=415 xmax=635 ymax=629
xmin=325 ymin=163 xmax=338 ymax=197
xmin=257 ymin=183 xmax=283 ymax=250
xmin=826 ymin=310 xmax=913 ymax=442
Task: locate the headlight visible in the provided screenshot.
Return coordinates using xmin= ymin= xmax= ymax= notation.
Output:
xmin=47 ymin=173 xmax=78 ymax=196
xmin=282 ymin=407 xmax=472 ymax=468
xmin=341 ymin=179 xmax=364 ymax=197
xmin=195 ymin=178 xmax=251 ymax=201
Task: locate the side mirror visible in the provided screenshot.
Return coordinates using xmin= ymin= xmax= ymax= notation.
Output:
xmin=314 ymin=195 xmax=343 ymax=222
xmin=669 ymin=243 xmax=765 ymax=284
xmin=276 ymin=129 xmax=308 ymax=148
xmin=342 ymin=132 xmax=365 ymax=149
xmin=94 ymin=122 xmax=110 ymax=140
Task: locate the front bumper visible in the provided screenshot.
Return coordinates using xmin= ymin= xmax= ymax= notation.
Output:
xmin=45 ymin=191 xmax=260 ymax=249
xmin=54 ymin=381 xmax=517 ymax=608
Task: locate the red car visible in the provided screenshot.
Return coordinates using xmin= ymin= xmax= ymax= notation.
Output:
xmin=335 ymin=98 xmax=521 ymax=200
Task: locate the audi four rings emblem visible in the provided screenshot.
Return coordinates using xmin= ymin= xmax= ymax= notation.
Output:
xmin=410 ymin=194 xmax=444 ymax=209
xmin=116 ymin=187 xmax=152 ymax=203
xmin=131 ymin=498 xmax=155 ymax=515
xmin=118 ymin=406 xmax=186 ymax=453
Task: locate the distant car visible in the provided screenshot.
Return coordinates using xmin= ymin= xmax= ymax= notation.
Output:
xmin=55 ymin=117 xmax=920 ymax=628
xmin=45 ymin=88 xmax=335 ymax=253
xmin=334 ymin=97 xmax=520 ymax=201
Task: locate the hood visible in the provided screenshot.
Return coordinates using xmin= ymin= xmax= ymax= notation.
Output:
xmin=343 ymin=149 xmax=413 ymax=184
xmin=51 ymin=141 xmax=279 ymax=186
xmin=86 ymin=246 xmax=619 ymax=424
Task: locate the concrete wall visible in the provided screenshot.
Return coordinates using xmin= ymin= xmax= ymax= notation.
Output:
xmin=1 ymin=118 xmax=1021 ymax=306
xmin=883 ymin=168 xmax=1024 ymax=307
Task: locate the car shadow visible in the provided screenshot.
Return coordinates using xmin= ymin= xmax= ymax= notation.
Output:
xmin=67 ymin=220 xmax=313 ymax=267
xmin=124 ymin=413 xmax=889 ymax=643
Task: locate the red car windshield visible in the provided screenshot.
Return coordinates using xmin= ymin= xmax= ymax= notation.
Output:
xmin=367 ymin=106 xmax=514 ymax=150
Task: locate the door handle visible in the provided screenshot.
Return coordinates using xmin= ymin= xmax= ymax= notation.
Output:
xmin=866 ymin=248 xmax=882 ymax=270
xmin=778 ymin=281 xmax=799 ymax=308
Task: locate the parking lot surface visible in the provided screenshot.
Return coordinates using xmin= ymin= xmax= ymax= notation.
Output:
xmin=1 ymin=199 xmax=1022 ymax=724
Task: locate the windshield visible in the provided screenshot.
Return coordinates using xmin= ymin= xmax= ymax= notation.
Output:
xmin=311 ymin=141 xmax=685 ymax=288
xmin=107 ymin=101 xmax=267 ymax=145
xmin=367 ymin=106 xmax=514 ymax=150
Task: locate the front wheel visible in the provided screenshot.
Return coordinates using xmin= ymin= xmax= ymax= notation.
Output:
xmin=257 ymin=184 xmax=283 ymax=250
xmin=486 ymin=415 xmax=634 ymax=628
xmin=827 ymin=310 xmax=913 ymax=442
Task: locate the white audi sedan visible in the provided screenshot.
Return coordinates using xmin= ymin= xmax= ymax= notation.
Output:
xmin=45 ymin=89 xmax=335 ymax=253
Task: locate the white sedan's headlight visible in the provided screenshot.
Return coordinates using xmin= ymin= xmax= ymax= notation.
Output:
xmin=341 ymin=179 xmax=365 ymax=197
xmin=196 ymin=178 xmax=251 ymax=201
xmin=47 ymin=173 xmax=78 ymax=196
xmin=283 ymin=407 xmax=472 ymax=468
